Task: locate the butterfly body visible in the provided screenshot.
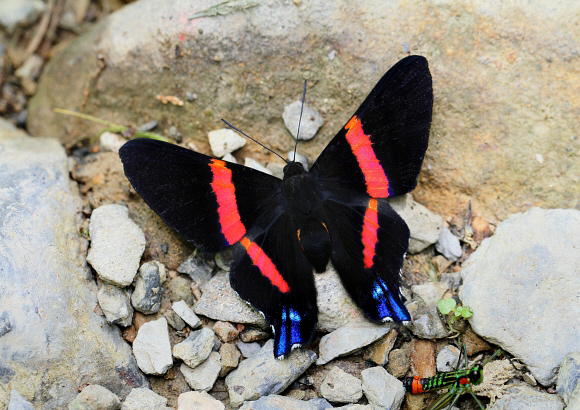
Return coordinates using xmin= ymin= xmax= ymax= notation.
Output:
xmin=120 ymin=55 xmax=433 ymax=358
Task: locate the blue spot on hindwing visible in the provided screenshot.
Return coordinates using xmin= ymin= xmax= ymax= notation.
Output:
xmin=371 ymin=278 xmax=409 ymax=322
xmin=275 ymin=306 xmax=304 ymax=357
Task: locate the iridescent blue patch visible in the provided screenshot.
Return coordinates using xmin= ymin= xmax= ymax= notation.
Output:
xmin=371 ymin=278 xmax=409 ymax=322
xmin=275 ymin=306 xmax=304 ymax=357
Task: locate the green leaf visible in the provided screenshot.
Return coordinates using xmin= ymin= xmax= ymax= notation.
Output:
xmin=437 ymin=298 xmax=456 ymax=315
xmin=461 ymin=306 xmax=474 ymax=318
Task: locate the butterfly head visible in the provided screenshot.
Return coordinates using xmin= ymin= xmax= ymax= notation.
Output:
xmin=283 ymin=161 xmax=306 ymax=178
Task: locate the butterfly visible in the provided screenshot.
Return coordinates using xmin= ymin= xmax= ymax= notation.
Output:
xmin=119 ymin=55 xmax=433 ymax=358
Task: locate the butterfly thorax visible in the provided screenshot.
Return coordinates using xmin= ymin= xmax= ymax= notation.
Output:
xmin=281 ymin=162 xmax=331 ymax=272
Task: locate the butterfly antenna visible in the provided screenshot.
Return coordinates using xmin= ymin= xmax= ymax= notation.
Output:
xmin=291 ymin=80 xmax=308 ymax=162
xmin=221 ymin=119 xmax=288 ymax=163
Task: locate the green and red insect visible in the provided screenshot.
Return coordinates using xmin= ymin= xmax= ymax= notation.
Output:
xmin=403 ymin=348 xmax=502 ymax=410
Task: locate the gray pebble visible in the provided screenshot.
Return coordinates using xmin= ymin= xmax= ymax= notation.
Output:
xmin=173 ymin=327 xmax=215 ymax=369
xmin=131 ymin=262 xmax=163 ymax=315
xmin=436 ymin=227 xmax=463 ymax=261
xmin=97 ymin=282 xmax=133 ymax=327
xmin=132 ymin=318 xmax=173 ymax=375
xmin=282 ymin=101 xmax=324 ymax=141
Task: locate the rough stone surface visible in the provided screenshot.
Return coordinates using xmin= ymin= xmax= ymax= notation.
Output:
xmin=361 ymin=366 xmax=405 ymax=410
xmin=317 ymin=323 xmax=392 ymax=365
xmin=411 ymin=281 xmax=450 ymax=308
xmin=219 ymin=343 xmax=242 ymax=377
xmin=68 ymin=384 xmax=121 ymax=410
xmin=131 ymin=261 xmax=163 ymax=314
xmin=0 ymin=0 xmax=46 ymax=33
xmin=173 ymin=327 xmax=216 ymax=369
xmin=320 ymin=366 xmax=363 ymax=404
xmin=239 ymin=395 xmax=328 ymax=410
xmin=87 ymin=204 xmax=146 ymax=287
xmin=283 ymin=101 xmax=324 ymax=141
xmin=488 ymin=385 xmax=565 ymax=410
xmin=435 ymin=227 xmax=463 ymax=261
xmin=132 ymin=318 xmax=173 ymax=375
xmin=120 ymin=388 xmax=168 ymax=410
xmin=213 ymin=321 xmax=240 ymax=342
xmin=244 ymin=157 xmax=273 ymax=175
xmin=389 ymin=194 xmax=444 ymax=253
xmin=436 ymin=345 xmax=461 ymax=373
xmin=406 ymin=300 xmax=449 ymax=339
xmin=172 ymin=300 xmax=202 ymax=329
xmin=225 ymin=339 xmax=317 ymax=408
xmin=7 ymin=390 xmax=33 ymax=410
xmin=208 ymin=128 xmax=246 ymax=157
xmin=0 ymin=133 xmax=147 ymax=408
xmin=180 ymin=351 xmax=221 ymax=391
xmin=177 ymin=391 xmax=225 ymax=410
xmin=27 ymin=0 xmax=580 ymax=220
xmin=363 ymin=328 xmax=398 ymax=366
xmin=459 ymin=208 xmax=580 ymax=385
xmin=97 ymin=282 xmax=134 ymax=327
xmin=236 ymin=342 xmax=262 ymax=359
xmin=194 ymin=273 xmax=268 ymax=327
xmin=178 ymin=254 xmax=214 ymax=285
xmin=167 ymin=275 xmax=194 ymax=305
xmin=556 ymin=352 xmax=580 ymax=406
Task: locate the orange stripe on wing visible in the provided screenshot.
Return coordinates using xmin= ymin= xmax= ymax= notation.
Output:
xmin=344 ymin=116 xmax=390 ymax=198
xmin=362 ymin=198 xmax=379 ymax=269
xmin=240 ymin=237 xmax=290 ymax=293
xmin=209 ymin=159 xmax=246 ymax=245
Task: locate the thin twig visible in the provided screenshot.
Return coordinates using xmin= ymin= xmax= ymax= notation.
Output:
xmin=25 ymin=0 xmax=55 ymax=57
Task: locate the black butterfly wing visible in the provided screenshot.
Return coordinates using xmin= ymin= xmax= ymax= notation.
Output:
xmin=119 ymin=138 xmax=282 ymax=253
xmin=310 ymin=55 xmax=433 ymax=198
xmin=230 ymin=208 xmax=318 ymax=358
xmin=322 ymin=193 xmax=411 ymax=322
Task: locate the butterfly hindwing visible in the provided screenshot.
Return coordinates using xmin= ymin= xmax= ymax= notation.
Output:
xmin=322 ymin=193 xmax=411 ymax=322
xmin=119 ymin=138 xmax=282 ymax=253
xmin=310 ymin=55 xmax=433 ymax=199
xmin=230 ymin=209 xmax=318 ymax=358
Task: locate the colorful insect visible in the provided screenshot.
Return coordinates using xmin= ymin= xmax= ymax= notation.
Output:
xmin=403 ymin=348 xmax=502 ymax=410
xmin=119 ymin=55 xmax=433 ymax=358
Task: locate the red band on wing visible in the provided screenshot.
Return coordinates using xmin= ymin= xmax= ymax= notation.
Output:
xmin=362 ymin=198 xmax=379 ymax=269
xmin=344 ymin=116 xmax=390 ymax=198
xmin=240 ymin=237 xmax=290 ymax=293
xmin=411 ymin=376 xmax=424 ymax=394
xmin=209 ymin=159 xmax=246 ymax=245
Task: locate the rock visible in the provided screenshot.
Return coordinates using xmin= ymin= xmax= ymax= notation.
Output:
xmin=100 ymin=132 xmax=126 ymax=153
xmin=121 ymin=388 xmax=168 ymax=410
xmin=168 ymin=125 xmax=182 ymax=142
xmin=240 ymin=328 xmax=270 ymax=343
xmin=180 ymin=351 xmax=221 ymax=391
xmin=459 ymin=208 xmax=580 ymax=385
xmin=387 ymin=347 xmax=411 ymax=378
xmin=193 ymin=273 xmax=268 ymax=327
xmin=14 ymin=54 xmax=44 ymax=81
xmin=164 ymin=309 xmax=186 ymax=331
xmin=320 ymin=366 xmax=363 ymax=403
xmin=283 ymin=101 xmax=324 ymax=140
xmin=0 ymin=0 xmax=46 ymax=33
xmin=266 ymin=162 xmax=285 ymax=179
xmin=409 ymin=339 xmax=436 ymax=378
xmin=287 ymin=151 xmax=309 ymax=169
xmin=222 ymin=153 xmax=237 ymax=164
xmin=405 ymin=300 xmax=448 ymax=339
xmin=556 ymin=353 xmax=580 ymax=406
xmin=436 ymin=345 xmax=461 ymax=372
xmin=435 ymin=227 xmax=463 ymax=261
xmin=0 ymin=133 xmax=147 ymax=408
xmin=87 ymin=204 xmax=146 ymax=287
xmin=208 ymin=128 xmax=246 ymax=157
xmin=239 ymin=395 xmax=327 ymax=410
xmin=463 ymin=327 xmax=491 ymax=356
xmin=213 ymin=321 xmax=240 ymax=342
xmin=132 ymin=318 xmax=173 ymax=375
xmin=488 ymin=385 xmax=565 ymax=410
xmin=236 ymin=342 xmax=262 ymax=359
xmin=388 ymin=194 xmax=444 ymax=253
xmin=361 ymin=366 xmax=405 ymax=410
xmin=131 ymin=261 xmax=164 ymax=314
xmin=173 ymin=328 xmax=216 ymax=369
xmin=178 ymin=253 xmax=214 ymax=285
xmin=363 ymin=328 xmax=398 ymax=366
xmin=68 ymin=385 xmax=121 ymax=410
xmin=314 ymin=265 xmax=368 ymax=332
xmin=225 ymin=339 xmax=317 ymax=408
xmin=219 ymin=342 xmax=242 ymax=377
xmin=172 ymin=300 xmax=202 ymax=329
xmin=7 ymin=390 xmax=33 ymax=410
xmin=244 ymin=157 xmax=273 ymax=175
xmin=97 ymin=282 xmax=134 ymax=326
xmin=317 ymin=323 xmax=392 ymax=365
xmin=177 ymin=391 xmax=225 ymax=410
xmin=411 ymin=281 xmax=450 ymax=308
xmin=167 ymin=275 xmax=194 ymax=305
